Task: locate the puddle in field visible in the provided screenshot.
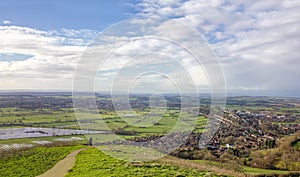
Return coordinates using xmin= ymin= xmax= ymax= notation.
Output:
xmin=0 ymin=138 xmax=86 ymax=150
xmin=0 ymin=143 xmax=33 ymax=150
xmin=54 ymin=137 xmax=84 ymax=141
xmin=0 ymin=127 xmax=107 ymax=140
xmin=32 ymin=140 xmax=52 ymax=145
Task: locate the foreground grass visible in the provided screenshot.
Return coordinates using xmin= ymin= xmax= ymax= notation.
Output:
xmin=241 ymin=165 xmax=288 ymax=174
xmin=66 ymin=148 xmax=225 ymax=177
xmin=0 ymin=145 xmax=84 ymax=177
xmin=193 ymin=160 xmax=290 ymax=175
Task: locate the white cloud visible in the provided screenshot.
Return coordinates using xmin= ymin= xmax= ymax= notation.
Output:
xmin=0 ymin=26 xmax=97 ymax=90
xmin=2 ymin=20 xmax=11 ymax=24
xmin=81 ymin=26 xmax=218 ymax=93
xmin=134 ymin=0 xmax=300 ymax=94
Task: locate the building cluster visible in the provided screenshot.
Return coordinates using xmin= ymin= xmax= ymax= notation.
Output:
xmin=176 ymin=109 xmax=300 ymax=156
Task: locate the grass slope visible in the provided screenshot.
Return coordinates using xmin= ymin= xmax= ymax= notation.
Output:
xmin=0 ymin=145 xmax=83 ymax=177
xmin=193 ymin=160 xmax=289 ymax=175
xmin=66 ymin=148 xmax=225 ymax=177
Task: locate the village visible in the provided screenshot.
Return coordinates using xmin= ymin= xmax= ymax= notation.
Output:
xmin=176 ymin=108 xmax=300 ymax=159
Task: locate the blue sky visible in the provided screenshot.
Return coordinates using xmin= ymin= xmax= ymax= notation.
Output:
xmin=0 ymin=0 xmax=135 ymax=30
xmin=0 ymin=0 xmax=300 ymax=96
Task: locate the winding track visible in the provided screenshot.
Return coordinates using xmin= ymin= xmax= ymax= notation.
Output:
xmin=36 ymin=148 xmax=89 ymax=177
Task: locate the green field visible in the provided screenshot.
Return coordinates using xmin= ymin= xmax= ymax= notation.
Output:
xmin=0 ymin=107 xmax=78 ymax=126
xmin=0 ymin=107 xmax=208 ymax=137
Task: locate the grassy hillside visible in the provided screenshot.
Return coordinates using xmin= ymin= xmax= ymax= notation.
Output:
xmin=66 ymin=148 xmax=226 ymax=177
xmin=0 ymin=144 xmax=83 ymax=177
xmin=193 ymin=160 xmax=290 ymax=175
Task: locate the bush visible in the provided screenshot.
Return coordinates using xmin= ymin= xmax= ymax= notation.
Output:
xmin=113 ymin=128 xmax=136 ymax=135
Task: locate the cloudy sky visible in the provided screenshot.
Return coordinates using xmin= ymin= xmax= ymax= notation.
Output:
xmin=0 ymin=0 xmax=300 ymax=96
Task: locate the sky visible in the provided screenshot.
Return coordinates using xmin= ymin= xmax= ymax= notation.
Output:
xmin=0 ymin=0 xmax=300 ymax=96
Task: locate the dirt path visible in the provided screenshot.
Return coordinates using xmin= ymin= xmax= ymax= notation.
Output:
xmin=36 ymin=148 xmax=89 ymax=177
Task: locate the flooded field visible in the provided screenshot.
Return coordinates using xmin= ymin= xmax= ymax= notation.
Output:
xmin=0 ymin=127 xmax=107 ymax=140
xmin=0 ymin=137 xmax=86 ymax=150
xmin=0 ymin=143 xmax=33 ymax=150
